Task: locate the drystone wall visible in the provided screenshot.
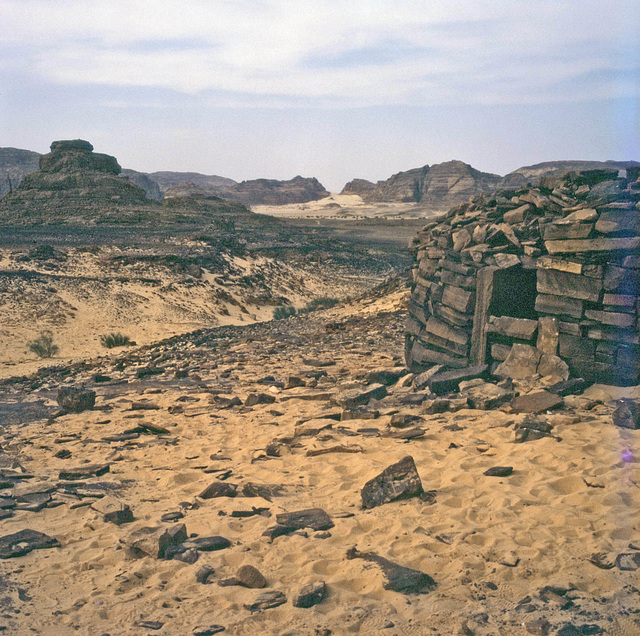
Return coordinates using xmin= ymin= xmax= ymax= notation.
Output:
xmin=406 ymin=168 xmax=640 ymax=385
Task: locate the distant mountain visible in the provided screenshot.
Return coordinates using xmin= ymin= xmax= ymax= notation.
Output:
xmin=341 ymin=160 xmax=501 ymax=208
xmin=120 ymin=169 xmax=163 ymax=201
xmin=216 ymin=176 xmax=330 ymax=206
xmin=0 ymin=148 xmax=41 ymax=198
xmin=498 ymin=160 xmax=640 ymax=189
xmin=147 ymin=170 xmax=237 ymax=194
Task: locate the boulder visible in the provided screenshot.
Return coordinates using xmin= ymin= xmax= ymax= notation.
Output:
xmin=126 ymin=524 xmax=187 ymax=559
xmin=361 ymin=456 xmax=423 ymax=509
xmin=0 ymin=529 xmax=60 ymax=559
xmin=293 ymin=581 xmax=327 ymax=608
xmin=612 ymin=399 xmax=640 ymax=429
xmin=57 ymin=387 xmax=96 ymax=413
xmin=275 ymin=508 xmax=334 ymax=531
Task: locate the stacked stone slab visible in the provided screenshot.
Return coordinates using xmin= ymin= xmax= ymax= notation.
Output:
xmin=406 ymin=168 xmax=640 ymax=385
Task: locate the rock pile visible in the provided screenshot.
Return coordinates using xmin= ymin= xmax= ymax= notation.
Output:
xmin=406 ymin=168 xmax=640 ymax=385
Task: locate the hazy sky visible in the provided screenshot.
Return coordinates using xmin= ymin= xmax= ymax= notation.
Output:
xmin=1 ymin=0 xmax=638 ymax=191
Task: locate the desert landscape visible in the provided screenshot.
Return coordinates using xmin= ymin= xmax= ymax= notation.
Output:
xmin=1 ymin=3 xmax=639 ymax=635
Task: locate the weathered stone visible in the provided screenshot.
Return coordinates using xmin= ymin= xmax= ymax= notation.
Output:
xmin=535 ymin=293 xmax=583 ymax=319
xmin=545 ymin=237 xmax=640 ymax=254
xmin=59 ymin=463 xmax=110 ymax=481
xmin=244 ymin=590 xmax=287 ymax=611
xmin=484 ymin=466 xmax=513 ymax=477
xmin=361 ymin=456 xmax=423 ymax=509
xmin=595 ymin=208 xmax=640 ymax=234
xmin=487 ymin=316 xmax=538 ymax=340
xmin=511 ymin=391 xmax=563 ymax=414
xmin=612 ymin=399 xmax=640 ymax=429
xmin=463 ymin=382 xmax=514 ymax=410
xmin=615 ymin=552 xmax=640 ymax=571
xmin=184 ymin=536 xmax=231 ymax=552
xmin=245 ymin=392 xmax=276 ymax=407
xmin=57 ymin=386 xmax=96 ymax=413
xmin=293 ymin=581 xmax=327 ymax=608
xmin=294 ymin=418 xmax=334 ymax=437
xmin=514 ymin=415 xmax=553 ymax=442
xmin=548 ymin=378 xmax=587 ymax=396
xmin=331 ymin=384 xmax=387 ymax=408
xmin=537 ymin=269 xmax=602 ymax=302
xmin=442 ymin=285 xmax=474 ymax=314
xmin=127 ymin=524 xmax=188 ymax=559
xmin=193 ymin=626 xmax=225 ymax=636
xmin=199 ymin=482 xmax=238 ymax=499
xmin=543 ymin=223 xmax=593 ymax=240
xmin=195 ymin=565 xmax=215 ymax=584
xmin=495 ymin=344 xmax=541 ymax=380
xmin=365 ymin=367 xmax=406 ymax=386
xmin=276 ymin=508 xmax=334 ymax=531
xmin=584 ymin=309 xmax=635 ymax=328
xmin=234 ymin=565 xmax=267 ymax=588
xmin=0 ymin=529 xmax=60 ymax=559
xmin=537 ymin=316 xmax=559 ymax=355
xmin=493 ymin=253 xmax=521 ymax=268
xmin=503 ymin=204 xmax=531 ymax=224
xmin=346 ymin=547 xmax=436 ymax=594
xmin=91 ymin=496 xmax=134 ymax=525
xmin=413 ymin=365 xmax=443 ymax=388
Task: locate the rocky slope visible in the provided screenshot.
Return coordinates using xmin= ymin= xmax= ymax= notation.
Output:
xmin=342 ymin=161 xmax=501 ymax=209
xmin=0 ymin=147 xmax=41 ymax=198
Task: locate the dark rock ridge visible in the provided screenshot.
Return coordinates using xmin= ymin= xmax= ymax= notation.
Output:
xmin=0 ymin=140 xmax=150 ymax=224
xmin=147 ymin=171 xmax=237 ymax=194
xmin=498 ymin=160 xmax=639 ymax=190
xmin=120 ymin=169 xmax=163 ymax=201
xmin=216 ymin=175 xmax=330 ymax=206
xmin=341 ymin=160 xmax=501 ymax=208
xmin=0 ymin=148 xmax=41 ymax=198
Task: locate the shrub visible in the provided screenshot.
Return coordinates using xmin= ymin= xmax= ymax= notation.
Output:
xmin=300 ymin=297 xmax=339 ymax=313
xmin=28 ymin=331 xmax=59 ymax=358
xmin=273 ymin=306 xmax=297 ymax=320
xmin=100 ymin=332 xmax=132 ymax=348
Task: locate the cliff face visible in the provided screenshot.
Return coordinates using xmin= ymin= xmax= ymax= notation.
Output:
xmin=341 ymin=160 xmax=500 ymax=208
xmin=0 ymin=148 xmax=41 ymax=198
xmin=120 ymin=169 xmax=163 ymax=201
xmin=216 ymin=175 xmax=330 ymax=206
xmin=0 ymin=140 xmax=151 ymax=224
xmin=148 ymin=171 xmax=237 ymax=194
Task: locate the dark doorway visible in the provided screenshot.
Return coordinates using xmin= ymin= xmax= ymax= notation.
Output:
xmin=489 ymin=266 xmax=538 ymax=319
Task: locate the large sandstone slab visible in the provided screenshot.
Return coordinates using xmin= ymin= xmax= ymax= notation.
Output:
xmin=537 ymin=269 xmax=602 ymax=302
xmin=427 ymin=365 xmax=489 ymax=395
xmin=535 ymin=293 xmax=583 ymax=319
xmin=331 ymin=384 xmax=387 ymax=408
xmin=545 ymin=237 xmax=640 ymax=254
xmin=595 ymin=209 xmax=640 ymax=234
xmin=494 ymin=344 xmax=541 ymax=379
xmin=487 ymin=316 xmax=538 ymax=340
xmin=361 ymin=456 xmax=423 ymax=509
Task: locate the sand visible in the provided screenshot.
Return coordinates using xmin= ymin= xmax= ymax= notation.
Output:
xmin=0 ymin=291 xmax=638 ymax=635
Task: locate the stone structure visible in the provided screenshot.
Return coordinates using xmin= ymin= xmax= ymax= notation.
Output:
xmin=406 ymin=168 xmax=640 ymax=385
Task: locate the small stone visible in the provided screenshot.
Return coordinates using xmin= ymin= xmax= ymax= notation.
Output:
xmin=245 ymin=393 xmax=276 ymax=407
xmin=510 ymin=392 xmax=563 ymax=414
xmin=525 ymin=618 xmax=551 ymax=635
xmin=193 ymin=626 xmax=225 ymax=636
xmin=91 ymin=496 xmax=134 ymax=526
xmin=361 ymin=456 xmax=423 ymax=509
xmin=243 ymin=590 xmax=287 ymax=611
xmin=59 ymin=463 xmax=110 ymax=480
xmin=588 ymin=553 xmax=615 ymax=569
xmin=161 ymin=511 xmax=184 ymax=522
xmin=126 ymin=524 xmax=187 ymax=559
xmin=615 ymin=552 xmax=640 ymax=571
xmin=184 ymin=536 xmax=231 ymax=552
xmin=234 ymin=565 xmax=267 ymax=588
xmin=195 ymin=564 xmax=215 ymax=584
xmin=133 ymin=621 xmax=164 ymax=631
xmin=293 ymin=581 xmax=327 ymax=608
xmin=612 ymin=399 xmax=640 ymax=430
xmin=173 ymin=548 xmax=200 ymax=564
xmin=199 ymin=482 xmax=237 ymax=499
xmin=276 ymin=508 xmax=334 ymax=531
xmin=331 ymin=384 xmax=387 ymax=409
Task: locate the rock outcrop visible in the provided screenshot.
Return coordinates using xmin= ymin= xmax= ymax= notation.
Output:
xmin=0 ymin=140 xmax=150 ymax=224
xmin=217 ymin=176 xmax=330 ymax=206
xmin=341 ymin=160 xmax=501 ymax=209
xmin=0 ymin=148 xmax=41 ymax=198
xmin=147 ymin=171 xmax=237 ymax=195
xmin=120 ymin=169 xmax=163 ymax=201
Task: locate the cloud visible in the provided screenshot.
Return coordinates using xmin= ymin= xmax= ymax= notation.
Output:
xmin=1 ymin=0 xmax=638 ymax=106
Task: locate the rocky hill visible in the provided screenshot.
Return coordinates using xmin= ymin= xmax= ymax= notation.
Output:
xmin=341 ymin=160 xmax=501 ymax=209
xmin=0 ymin=140 xmax=152 ymax=224
xmin=147 ymin=170 xmax=237 ymax=195
xmin=499 ymin=160 xmax=640 ymax=189
xmin=0 ymin=147 xmax=41 ymax=198
xmin=215 ymin=176 xmax=330 ymax=206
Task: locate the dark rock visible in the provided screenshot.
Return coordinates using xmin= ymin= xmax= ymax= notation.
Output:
xmin=342 ymin=408 xmax=379 ymax=421
xmin=389 ymin=414 xmax=421 ymax=428
xmin=130 ymin=401 xmax=160 ymax=411
xmin=293 ymin=581 xmax=327 ymax=608
xmin=243 ymin=590 xmax=287 ymax=611
xmin=92 ymin=496 xmax=135 ymax=526
xmin=612 ymin=399 xmax=640 ymax=429
xmin=332 ymin=384 xmax=387 ymax=408
xmin=57 ymin=387 xmax=96 ymax=413
xmin=525 ymin=619 xmax=551 ymax=635
xmin=515 ymin=415 xmax=553 ymax=442
xmin=387 ymin=426 xmax=425 ymax=440
xmin=555 ymin=624 xmax=603 ymax=636
xmin=245 ymin=393 xmax=276 ymax=407
xmin=346 ymin=547 xmax=435 ymax=594
xmin=173 ymin=548 xmax=200 ymax=564
xmin=484 ymin=466 xmax=513 ymax=477
xmin=241 ymin=482 xmax=283 ymax=501
xmin=588 ymin=552 xmax=615 ymax=569
xmin=511 ymin=392 xmax=563 ymax=414
xmin=428 ymin=366 xmax=489 ymax=395
xmin=133 ymin=621 xmax=164 ymax=631
xmin=161 ymin=511 xmax=184 ymax=522
xmin=58 ymin=463 xmax=110 ymax=480
xmin=54 ymin=449 xmax=72 ymax=459
xmin=193 ymin=626 xmax=225 ymax=636
xmin=276 ymin=508 xmax=334 ymax=531
xmin=285 ymin=376 xmax=306 ymax=389
xmin=184 ymin=536 xmax=231 ymax=552
xmin=262 ymin=525 xmax=297 ymax=541
xmin=365 ymin=368 xmax=406 ymax=386
xmin=0 ymin=498 xmax=16 ymax=510
xmin=195 ymin=565 xmax=215 ymax=584
xmin=548 ymin=378 xmax=587 ymax=397
xmin=127 ymin=524 xmax=187 ymax=559
xmin=0 ymin=529 xmax=60 ymax=558
xmin=199 ymin=482 xmax=238 ymax=499
xmin=361 ymin=456 xmax=423 ymax=509
xmin=464 ymin=382 xmax=514 ymax=410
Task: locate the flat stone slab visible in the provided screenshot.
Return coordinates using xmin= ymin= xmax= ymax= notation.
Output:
xmin=511 ymin=391 xmax=563 ymax=414
xmin=293 ymin=581 xmax=327 ymax=608
xmin=0 ymin=529 xmax=60 ymax=559
xmin=428 ymin=365 xmax=488 ymax=395
xmin=244 ymin=590 xmax=287 ymax=611
xmin=331 ymin=384 xmax=387 ymax=408
xmin=276 ymin=508 xmax=334 ymax=531
xmin=59 ymin=463 xmax=110 ymax=481
xmin=199 ymin=482 xmax=238 ymax=499
xmin=361 ymin=456 xmax=423 ymax=509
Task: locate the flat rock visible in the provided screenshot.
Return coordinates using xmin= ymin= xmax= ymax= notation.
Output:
xmin=184 ymin=536 xmax=231 ymax=552
xmin=91 ymin=496 xmax=133 ymax=525
xmin=365 ymin=368 xmax=406 ymax=386
xmin=58 ymin=463 xmax=110 ymax=481
xmin=293 ymin=581 xmax=327 ymax=608
xmin=0 ymin=529 xmax=60 ymax=559
xmin=615 ymin=552 xmax=640 ymax=571
xmin=331 ymin=383 xmax=387 ymax=408
xmin=276 ymin=508 xmax=334 ymax=531
xmin=193 ymin=626 xmax=225 ymax=636
xmin=495 ymin=344 xmax=541 ymax=380
xmin=514 ymin=415 xmax=553 ymax=443
xmin=428 ymin=366 xmax=488 ymax=395
xmin=245 ymin=393 xmax=276 ymax=407
xmin=294 ymin=418 xmax=334 ymax=437
xmin=612 ymin=399 xmax=640 ymax=429
xmin=463 ymin=381 xmax=514 ymax=410
xmin=126 ymin=524 xmax=187 ymax=559
xmin=361 ymin=455 xmax=423 ymax=509
xmin=244 ymin=590 xmax=287 ymax=611
xmin=484 ymin=466 xmax=513 ymax=477
xmin=511 ymin=391 xmax=563 ymax=414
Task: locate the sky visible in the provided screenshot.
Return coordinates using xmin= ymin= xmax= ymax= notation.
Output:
xmin=0 ymin=0 xmax=638 ymax=191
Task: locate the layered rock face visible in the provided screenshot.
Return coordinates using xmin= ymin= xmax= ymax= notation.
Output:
xmin=0 ymin=140 xmax=150 ymax=224
xmin=216 ymin=176 xmax=330 ymax=206
xmin=148 ymin=171 xmax=237 ymax=195
xmin=120 ymin=169 xmax=163 ymax=201
xmin=341 ymin=161 xmax=501 ymax=208
xmin=406 ymin=168 xmax=640 ymax=385
xmin=0 ymin=148 xmax=41 ymax=198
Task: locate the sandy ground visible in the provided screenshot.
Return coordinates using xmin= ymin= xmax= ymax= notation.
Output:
xmin=0 ymin=291 xmax=638 ymax=635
